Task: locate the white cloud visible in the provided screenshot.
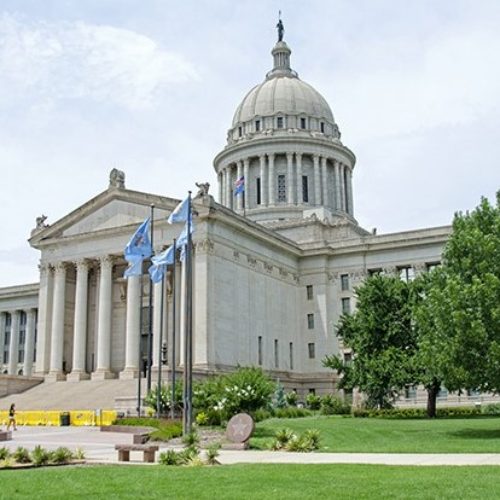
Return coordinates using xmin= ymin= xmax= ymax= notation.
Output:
xmin=0 ymin=13 xmax=198 ymax=109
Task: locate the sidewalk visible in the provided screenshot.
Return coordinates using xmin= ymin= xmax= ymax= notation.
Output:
xmin=3 ymin=427 xmax=500 ymax=466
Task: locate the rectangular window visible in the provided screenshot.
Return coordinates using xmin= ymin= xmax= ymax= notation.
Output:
xmin=278 ymin=174 xmax=286 ymax=202
xmin=368 ymin=268 xmax=382 ymax=276
xmin=308 ymin=342 xmax=315 ymax=359
xmin=306 ymin=285 xmax=313 ymax=300
xmin=399 ymin=266 xmax=415 ymax=282
xmin=3 ymin=330 xmax=9 ymax=346
xmin=302 ymin=175 xmax=309 ymax=202
xmin=277 ymin=116 xmax=284 ymax=128
xmin=255 ymin=120 xmax=260 ymax=131
xmin=274 ymin=339 xmax=279 ymax=368
xmin=340 ymin=274 xmax=349 ymax=291
xmin=343 ymin=352 xmax=352 ymax=366
xmin=3 ymin=350 xmax=8 ymax=364
xmin=309 ymin=388 xmax=316 ymax=395
xmin=341 ymin=297 xmax=351 ymax=315
xmin=438 ymin=387 xmax=448 ymax=399
xmin=300 ymin=117 xmax=306 ymax=129
xmin=238 ymin=126 xmax=242 ymax=137
xmin=405 ymin=386 xmax=417 ymax=399
xmin=18 ymin=349 xmax=24 ymax=364
xmin=289 ymin=342 xmax=293 ymax=370
xmin=426 ymin=262 xmax=440 ymax=272
xmin=320 ymin=122 xmax=325 ymax=133
xmin=256 ymin=177 xmax=261 ymax=205
xmin=307 ymin=313 xmax=314 ymax=330
xmin=258 ymin=336 xmax=262 ymax=366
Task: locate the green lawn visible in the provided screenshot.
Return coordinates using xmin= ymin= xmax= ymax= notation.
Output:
xmin=1 ymin=464 xmax=499 ymax=499
xmin=250 ymin=415 xmax=500 ymax=453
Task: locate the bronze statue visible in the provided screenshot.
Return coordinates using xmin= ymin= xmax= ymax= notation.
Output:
xmin=276 ymin=18 xmax=284 ymax=42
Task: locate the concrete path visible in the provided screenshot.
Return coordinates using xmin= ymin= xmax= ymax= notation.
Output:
xmin=2 ymin=427 xmax=500 ymax=466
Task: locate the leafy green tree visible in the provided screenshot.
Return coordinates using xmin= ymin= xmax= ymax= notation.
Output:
xmin=415 ymin=193 xmax=500 ymax=402
xmin=324 ymin=274 xmax=419 ymax=409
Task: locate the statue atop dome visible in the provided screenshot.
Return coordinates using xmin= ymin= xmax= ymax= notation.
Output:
xmin=276 ymin=14 xmax=284 ymax=42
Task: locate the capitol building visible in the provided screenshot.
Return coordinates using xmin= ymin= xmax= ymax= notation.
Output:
xmin=0 ymin=33 xmax=449 ymax=405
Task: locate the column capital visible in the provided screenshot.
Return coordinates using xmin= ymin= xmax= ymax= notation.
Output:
xmin=38 ymin=261 xmax=51 ymax=274
xmin=74 ymin=258 xmax=90 ymax=271
xmin=99 ymin=255 xmax=114 ymax=269
xmin=259 ymin=154 xmax=266 ymax=161
xmin=53 ymin=262 xmax=67 ymax=274
xmin=266 ymin=153 xmax=275 ymax=161
xmin=295 ymin=152 xmax=303 ymax=161
xmin=243 ymin=157 xmax=250 ymax=167
xmin=286 ymin=151 xmax=294 ymax=160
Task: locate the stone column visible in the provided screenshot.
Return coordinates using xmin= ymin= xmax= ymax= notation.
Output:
xmin=8 ymin=310 xmax=20 ymax=375
xmin=296 ymin=152 xmax=303 ymax=204
xmin=235 ymin=161 xmax=242 ymax=210
xmin=243 ymin=158 xmax=250 ymax=210
xmin=0 ymin=312 xmax=5 ymax=371
xmin=48 ymin=263 xmax=66 ymax=380
xmin=92 ymin=256 xmax=116 ymax=379
xmin=259 ymin=155 xmax=267 ymax=206
xmin=23 ymin=309 xmax=36 ymax=377
xmin=225 ymin=166 xmax=232 ymax=209
xmin=347 ymin=166 xmax=354 ymax=216
xmin=334 ymin=159 xmax=341 ymax=211
xmin=218 ymin=172 xmax=223 ymax=205
xmin=321 ymin=156 xmax=329 ymax=208
xmin=35 ymin=264 xmax=53 ymax=375
xmin=286 ymin=152 xmax=294 ymax=204
xmin=120 ymin=273 xmax=141 ymax=379
xmin=313 ymin=154 xmax=321 ymax=205
xmin=268 ymin=154 xmax=275 ymax=205
xmin=68 ymin=260 xmax=90 ymax=381
xmin=340 ymin=164 xmax=347 ymax=211
xmin=152 ymin=279 xmax=164 ymax=369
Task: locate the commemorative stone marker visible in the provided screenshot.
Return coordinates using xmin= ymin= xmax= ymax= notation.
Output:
xmin=224 ymin=413 xmax=254 ymax=449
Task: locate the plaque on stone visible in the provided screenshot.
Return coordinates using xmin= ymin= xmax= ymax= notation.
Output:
xmin=225 ymin=413 xmax=255 ymax=444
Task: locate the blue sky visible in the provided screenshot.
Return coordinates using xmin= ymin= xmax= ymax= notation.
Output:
xmin=0 ymin=0 xmax=499 ymax=286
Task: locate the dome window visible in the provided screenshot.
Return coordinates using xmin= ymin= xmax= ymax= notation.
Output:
xmin=277 ymin=116 xmax=284 ymax=129
xmin=300 ymin=117 xmax=307 ymax=129
xmin=238 ymin=126 xmax=243 ymax=137
xmin=255 ymin=119 xmax=261 ymax=131
xmin=320 ymin=122 xmax=325 ymax=133
xmin=278 ymin=174 xmax=286 ymax=201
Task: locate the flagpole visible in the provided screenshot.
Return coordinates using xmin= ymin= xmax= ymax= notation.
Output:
xmin=147 ymin=204 xmax=155 ymax=391
xmin=170 ymin=238 xmax=177 ymax=420
xmin=137 ymin=271 xmax=144 ymax=416
xmin=183 ymin=192 xmax=193 ymax=435
xmin=156 ymin=272 xmax=165 ymax=419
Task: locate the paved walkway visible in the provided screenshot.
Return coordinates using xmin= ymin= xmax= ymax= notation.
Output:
xmin=3 ymin=427 xmax=500 ymax=466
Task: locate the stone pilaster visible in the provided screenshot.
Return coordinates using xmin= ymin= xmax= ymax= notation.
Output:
xmin=92 ymin=256 xmax=116 ymax=379
xmin=321 ymin=156 xmax=329 ymax=208
xmin=8 ymin=310 xmax=20 ymax=375
xmin=268 ymin=154 xmax=275 ymax=205
xmin=334 ymin=159 xmax=341 ymax=211
xmin=243 ymin=158 xmax=250 ymax=210
xmin=48 ymin=263 xmax=66 ymax=381
xmin=313 ymin=154 xmax=321 ymax=205
xmin=296 ymin=152 xmax=303 ymax=204
xmin=286 ymin=152 xmax=294 ymax=204
xmin=68 ymin=260 xmax=90 ymax=381
xmin=23 ymin=308 xmax=36 ymax=377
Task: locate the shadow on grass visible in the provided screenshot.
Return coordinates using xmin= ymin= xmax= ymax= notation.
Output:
xmin=252 ymin=428 xmax=275 ymax=438
xmin=449 ymin=429 xmax=500 ymax=440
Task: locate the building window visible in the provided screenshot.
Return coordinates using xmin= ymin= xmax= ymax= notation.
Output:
xmin=274 ymin=339 xmax=279 ymax=368
xmin=438 ymin=387 xmax=448 ymax=399
xmin=289 ymin=342 xmax=293 ymax=370
xmin=238 ymin=126 xmax=242 ymax=137
xmin=300 ymin=117 xmax=306 ymax=129
xmin=278 ymin=174 xmax=286 ymax=202
xmin=405 ymin=386 xmax=417 ymax=399
xmin=306 ymin=285 xmax=313 ymax=300
xmin=256 ymin=177 xmax=261 ymax=205
xmin=341 ymin=297 xmax=351 ymax=314
xmin=309 ymin=388 xmax=316 ymax=395
xmin=307 ymin=313 xmax=314 ymax=330
xmin=255 ymin=120 xmax=260 ymax=131
xmin=426 ymin=262 xmax=440 ymax=272
xmin=277 ymin=116 xmax=284 ymax=129
xmin=258 ymin=336 xmax=262 ymax=366
xmin=302 ymin=176 xmax=309 ymax=202
xmin=340 ymin=274 xmax=349 ymax=291
xmin=343 ymin=352 xmax=352 ymax=366
xmin=320 ymin=122 xmax=325 ymax=133
xmin=399 ymin=266 xmax=415 ymax=282
xmin=308 ymin=342 xmax=315 ymax=359
xmin=368 ymin=268 xmax=382 ymax=276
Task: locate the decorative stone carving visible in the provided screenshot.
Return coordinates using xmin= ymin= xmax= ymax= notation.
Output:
xmin=247 ymin=256 xmax=257 ymax=268
xmin=194 ymin=182 xmax=210 ymax=198
xmin=233 ymin=250 xmax=240 ymax=260
xmin=36 ymin=215 xmax=48 ymax=229
xmin=264 ymin=262 xmax=273 ymax=273
xmin=195 ymin=239 xmax=215 ymax=254
xmin=109 ymin=168 xmax=125 ymax=189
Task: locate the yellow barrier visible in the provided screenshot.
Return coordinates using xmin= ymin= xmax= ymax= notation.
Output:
xmin=0 ymin=410 xmax=117 ymax=426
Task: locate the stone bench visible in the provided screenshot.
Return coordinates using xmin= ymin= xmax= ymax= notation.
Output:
xmin=101 ymin=425 xmax=153 ymax=444
xmin=115 ymin=444 xmax=159 ymax=463
xmin=0 ymin=431 xmax=12 ymax=441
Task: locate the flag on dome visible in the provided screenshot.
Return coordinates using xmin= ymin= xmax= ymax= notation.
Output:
xmin=167 ymin=196 xmax=190 ymax=224
xmin=123 ymin=218 xmax=152 ymax=278
xmin=234 ymin=176 xmax=245 ymax=195
xmin=148 ymin=244 xmax=175 ymax=283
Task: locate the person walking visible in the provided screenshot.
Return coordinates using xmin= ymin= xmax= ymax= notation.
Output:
xmin=6 ymin=403 xmax=17 ymax=431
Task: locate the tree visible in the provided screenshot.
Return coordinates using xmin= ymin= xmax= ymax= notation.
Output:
xmin=324 ymin=274 xmax=419 ymax=409
xmin=415 ymin=193 xmax=500 ymax=400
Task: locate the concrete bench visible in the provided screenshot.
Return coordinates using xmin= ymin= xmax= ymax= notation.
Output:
xmin=101 ymin=425 xmax=153 ymax=444
xmin=115 ymin=444 xmax=159 ymax=463
xmin=0 ymin=431 xmax=12 ymax=441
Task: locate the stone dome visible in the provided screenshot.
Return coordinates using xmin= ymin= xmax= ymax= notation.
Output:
xmin=232 ymin=76 xmax=334 ymax=126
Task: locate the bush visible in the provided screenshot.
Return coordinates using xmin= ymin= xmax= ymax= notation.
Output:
xmin=13 ymin=447 xmax=31 ymax=464
xmin=270 ymin=428 xmax=321 ymax=453
xmin=31 ymin=445 xmax=50 ymax=466
xmin=145 ymin=382 xmax=183 ymax=415
xmin=320 ymin=394 xmax=351 ymax=415
xmin=195 ymin=411 xmax=209 ymax=426
xmin=306 ymin=393 xmax=321 ymax=410
xmin=205 ymin=444 xmax=221 ymax=465
xmin=482 ymin=403 xmax=500 ymax=415
xmin=0 ymin=447 xmax=10 ymax=460
xmin=352 ymin=406 xmax=483 ymax=419
xmin=50 ymin=447 xmax=73 ymax=464
xmin=159 ymin=449 xmax=181 ymax=466
xmin=274 ymin=407 xmax=313 ymax=419
xmin=149 ymin=421 xmax=183 ymax=442
xmin=285 ymin=391 xmax=298 ymax=407
xmin=254 ymin=408 xmax=274 ymax=422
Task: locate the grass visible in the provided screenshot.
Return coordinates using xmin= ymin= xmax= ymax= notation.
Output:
xmin=250 ymin=415 xmax=500 ymax=453
xmin=0 ymin=464 xmax=499 ymax=499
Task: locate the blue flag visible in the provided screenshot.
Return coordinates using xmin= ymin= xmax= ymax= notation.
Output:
xmin=176 ymin=220 xmax=195 ymax=262
xmin=124 ymin=218 xmax=152 ymax=278
xmin=148 ymin=245 xmax=175 ymax=283
xmin=167 ymin=196 xmax=190 ymax=224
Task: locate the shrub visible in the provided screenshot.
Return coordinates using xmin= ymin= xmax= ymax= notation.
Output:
xmin=159 ymin=449 xmax=181 ymax=466
xmin=205 ymin=444 xmax=220 ymax=465
xmin=306 ymin=393 xmax=321 ymax=410
xmin=482 ymin=403 xmax=500 ymax=415
xmin=149 ymin=421 xmax=183 ymax=442
xmin=273 ymin=383 xmax=287 ymax=409
xmin=320 ymin=394 xmax=351 ymax=415
xmin=195 ymin=411 xmax=209 ymax=426
xmin=302 ymin=429 xmax=321 ymax=450
xmin=285 ymin=391 xmax=298 ymax=407
xmin=274 ymin=428 xmax=295 ymax=449
xmin=182 ymin=431 xmax=200 ymax=449
xmin=254 ymin=408 xmax=274 ymax=422
xmin=13 ymin=447 xmax=31 ymax=464
xmin=74 ymin=447 xmax=86 ymax=460
xmin=0 ymin=447 xmax=10 ymax=460
xmin=351 ymin=406 xmax=483 ymax=419
xmin=50 ymin=447 xmax=73 ymax=464
xmin=274 ymin=407 xmax=313 ymax=419
xmin=145 ymin=382 xmax=183 ymax=415
xmin=31 ymin=445 xmax=50 ymax=466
